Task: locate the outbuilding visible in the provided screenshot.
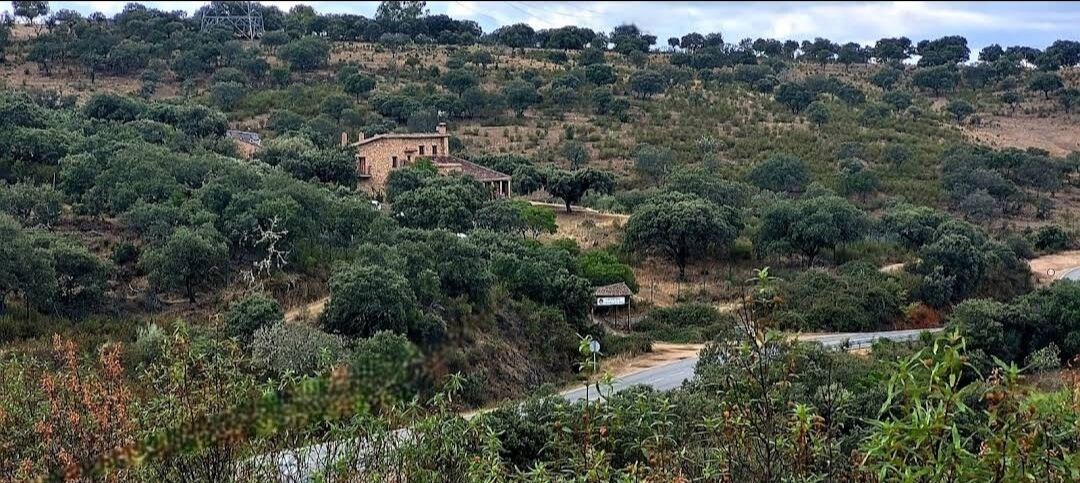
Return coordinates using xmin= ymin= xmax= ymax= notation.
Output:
xmin=592 ymin=282 xmax=634 ymax=329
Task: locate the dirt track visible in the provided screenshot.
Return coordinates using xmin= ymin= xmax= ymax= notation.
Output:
xmin=1029 ymin=250 xmax=1080 ymax=284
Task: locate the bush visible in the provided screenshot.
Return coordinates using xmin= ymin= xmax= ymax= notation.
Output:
xmin=224 ymin=293 xmax=284 ymax=342
xmin=601 ymin=332 xmax=652 ymax=357
xmin=251 ymin=321 xmax=348 ymax=377
xmin=635 ymin=303 xmax=734 ymax=343
xmin=348 ymin=331 xmax=423 ymax=402
xmin=1030 ymin=224 xmax=1071 ymax=252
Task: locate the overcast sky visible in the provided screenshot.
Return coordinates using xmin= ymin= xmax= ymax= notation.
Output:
xmin=42 ymin=1 xmax=1080 ymax=52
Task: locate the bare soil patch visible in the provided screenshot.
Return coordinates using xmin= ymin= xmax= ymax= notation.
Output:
xmin=1029 ymin=250 xmax=1080 ymax=284
xmin=539 ymin=203 xmax=627 ymax=249
xmin=967 ymin=115 xmax=1080 ymax=157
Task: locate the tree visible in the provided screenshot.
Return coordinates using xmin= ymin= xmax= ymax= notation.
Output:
xmin=224 ymin=293 xmax=283 ymax=342
xmin=911 ymin=65 xmax=959 ymax=96
xmin=837 ymin=42 xmax=869 ymax=68
xmin=872 ymin=37 xmax=912 ymax=64
xmin=628 ymin=70 xmax=665 ymax=99
xmin=544 ymin=167 xmax=615 ymax=213
xmin=492 ymin=23 xmax=536 ymax=49
xmin=774 ymin=82 xmax=814 ymax=113
xmin=915 ymin=233 xmax=986 ymax=306
xmin=47 ymin=239 xmax=110 ymax=318
xmin=1028 ymin=72 xmax=1063 ymax=100
xmin=502 ymin=80 xmax=539 ymax=117
xmin=394 ymin=177 xmax=487 ymax=232
xmin=870 ymin=67 xmax=902 ymax=90
xmin=633 ymin=144 xmax=675 ymax=184
xmin=916 ymin=35 xmax=970 ymax=67
xmin=211 ymin=81 xmax=245 ymax=110
xmin=837 ymin=159 xmax=879 ymax=198
xmin=623 ymin=191 xmax=741 ymax=279
xmin=979 ymin=44 xmax=1004 ymax=62
xmin=746 ymin=154 xmax=810 ymax=193
xmin=804 ymin=101 xmax=830 ymax=126
xmin=680 ymin=32 xmax=705 ymax=52
xmin=0 ymin=215 xmax=55 ymax=315
xmin=321 ymin=263 xmax=420 ymax=339
xmin=584 ymin=64 xmax=616 ymax=85
xmin=375 ymin=1 xmax=428 ymax=24
xmin=756 ymin=196 xmax=869 ymax=265
xmin=278 ymin=36 xmax=330 ymax=72
xmin=342 ymin=72 xmax=376 ymax=98
xmin=441 ymin=68 xmax=479 ymax=94
xmin=0 ymin=181 xmax=62 ymax=227
xmin=141 ymin=228 xmax=228 ymax=303
xmin=945 ymin=99 xmax=975 ymax=123
xmin=579 ymin=249 xmax=637 ymax=290
xmin=12 ymin=1 xmax=48 ymax=28
xmin=559 ymin=140 xmax=589 ymax=169
xmin=1061 ymin=88 xmax=1080 ymax=114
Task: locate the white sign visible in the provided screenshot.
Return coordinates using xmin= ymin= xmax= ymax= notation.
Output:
xmin=596 ymin=296 xmax=626 ymax=307
xmin=589 ymin=340 xmax=601 ymax=354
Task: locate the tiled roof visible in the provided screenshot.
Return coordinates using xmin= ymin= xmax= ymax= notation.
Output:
xmin=593 ymin=282 xmax=633 ymax=297
xmin=351 ymin=132 xmax=447 ymax=147
xmin=432 ymin=156 xmax=511 ymax=182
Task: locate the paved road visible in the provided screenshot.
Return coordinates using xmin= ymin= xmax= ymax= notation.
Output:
xmin=1062 ymin=267 xmax=1080 ymax=281
xmin=561 ymin=328 xmax=939 ymax=403
xmin=259 ymin=328 xmax=940 ymax=478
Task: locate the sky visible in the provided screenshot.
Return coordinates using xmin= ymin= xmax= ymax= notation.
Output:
xmin=40 ymin=1 xmax=1080 ymax=53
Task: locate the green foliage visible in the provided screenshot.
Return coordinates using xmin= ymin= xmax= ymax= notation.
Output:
xmin=251 ymin=321 xmax=347 ymax=377
xmin=772 ymin=263 xmax=907 ymax=332
xmin=543 ymin=167 xmax=615 ymax=213
xmin=804 ymin=100 xmax=830 ymax=125
xmin=628 ymin=69 xmax=666 ymax=99
xmin=623 ymin=191 xmax=742 ymax=279
xmin=224 ymin=294 xmax=283 ymax=342
xmin=578 ymin=250 xmax=637 ymax=291
xmin=141 ymin=227 xmax=228 ymax=303
xmin=632 ymin=143 xmax=676 ymax=184
xmin=502 ymin=79 xmax=539 ymax=116
xmin=278 ymin=36 xmax=330 ymax=72
xmin=0 ymin=181 xmax=62 ymax=227
xmin=745 ymin=153 xmax=810 ymax=193
xmin=944 ymin=98 xmax=974 ymax=122
xmin=635 ymin=303 xmax=732 ymax=342
xmin=321 ymin=262 xmax=423 ymax=339
xmin=394 ymin=176 xmax=487 ymax=232
xmin=756 ymin=195 xmax=869 ymax=264
xmin=349 ymin=331 xmax=423 ymax=402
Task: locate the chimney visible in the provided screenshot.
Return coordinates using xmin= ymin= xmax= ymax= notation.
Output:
xmin=340 ymin=132 xmax=348 ymax=147
xmin=436 ymin=122 xmax=447 ymax=135
xmin=358 ymin=131 xmax=365 ymax=142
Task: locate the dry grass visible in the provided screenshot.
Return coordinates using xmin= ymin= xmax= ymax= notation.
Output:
xmin=966 ymin=115 xmax=1080 ymax=157
xmin=539 ymin=203 xmax=627 ymax=249
xmin=1029 ymin=250 xmax=1080 ymax=284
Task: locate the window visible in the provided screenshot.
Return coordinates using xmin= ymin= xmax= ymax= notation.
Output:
xmin=407 ymin=155 xmax=412 ymax=163
xmin=358 ymin=156 xmax=367 ymax=174
xmin=392 ymin=156 xmax=398 ymax=168
xmin=432 ymin=145 xmax=438 ymax=156
xmin=419 ymin=145 xmax=425 ymax=155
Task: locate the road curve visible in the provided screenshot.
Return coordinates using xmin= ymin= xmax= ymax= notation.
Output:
xmin=561 ymin=328 xmax=939 ymax=403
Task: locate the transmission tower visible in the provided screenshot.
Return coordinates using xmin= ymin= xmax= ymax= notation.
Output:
xmin=200 ymin=1 xmax=265 ymax=40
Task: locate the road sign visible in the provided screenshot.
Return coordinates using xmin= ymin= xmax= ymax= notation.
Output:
xmin=589 ymin=340 xmax=601 ymax=354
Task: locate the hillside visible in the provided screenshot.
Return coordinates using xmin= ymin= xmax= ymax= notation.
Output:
xmin=2 ymin=2 xmax=1080 ymax=480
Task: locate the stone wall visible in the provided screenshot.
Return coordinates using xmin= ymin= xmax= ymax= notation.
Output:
xmin=353 ymin=135 xmax=449 ymax=197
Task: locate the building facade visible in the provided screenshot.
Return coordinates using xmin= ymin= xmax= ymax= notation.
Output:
xmin=343 ymin=123 xmax=510 ymax=199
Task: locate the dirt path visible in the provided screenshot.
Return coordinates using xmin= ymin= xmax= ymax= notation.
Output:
xmin=284 ymin=296 xmax=329 ymax=323
xmin=1029 ymin=250 xmax=1080 ymax=284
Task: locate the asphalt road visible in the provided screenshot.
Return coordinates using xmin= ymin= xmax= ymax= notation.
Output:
xmin=1062 ymin=267 xmax=1080 ymax=281
xmin=258 ymin=328 xmax=941 ymax=478
xmin=561 ymin=328 xmax=939 ymax=403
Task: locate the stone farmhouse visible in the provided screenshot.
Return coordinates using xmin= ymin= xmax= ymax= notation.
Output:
xmin=342 ymin=123 xmax=511 ymax=199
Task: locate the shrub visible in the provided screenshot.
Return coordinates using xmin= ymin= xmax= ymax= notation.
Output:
xmin=348 ymin=331 xmax=423 ymax=402
xmin=224 ymin=293 xmax=284 ymax=342
xmin=251 ymin=321 xmax=347 ymax=377
xmin=635 ymin=303 xmax=734 ymax=343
